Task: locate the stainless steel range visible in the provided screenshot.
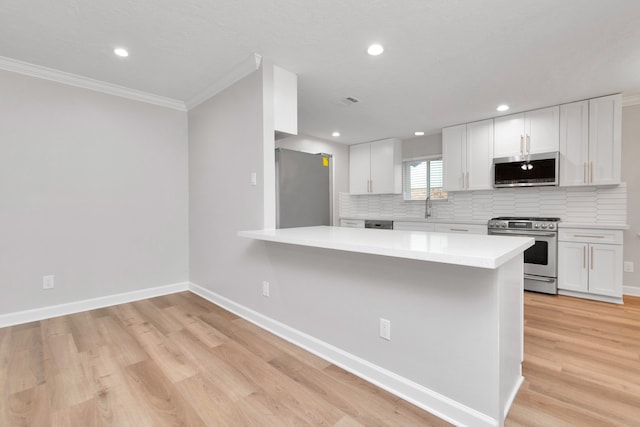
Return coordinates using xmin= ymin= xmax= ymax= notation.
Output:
xmin=488 ymin=217 xmax=560 ymax=294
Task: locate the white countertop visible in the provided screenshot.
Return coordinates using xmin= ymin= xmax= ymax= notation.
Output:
xmin=239 ymin=226 xmax=534 ymax=269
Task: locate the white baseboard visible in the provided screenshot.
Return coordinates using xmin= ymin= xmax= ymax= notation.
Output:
xmin=623 ymin=286 xmax=640 ymax=297
xmin=189 ymin=282 xmax=498 ymax=427
xmin=0 ymin=281 xmax=189 ymax=328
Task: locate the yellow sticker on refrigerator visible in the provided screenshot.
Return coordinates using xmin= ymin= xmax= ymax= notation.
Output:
xmin=322 ymin=157 xmax=329 ymax=167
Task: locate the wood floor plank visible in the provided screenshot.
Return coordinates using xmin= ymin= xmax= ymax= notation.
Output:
xmin=4 ymin=384 xmax=51 ymax=427
xmin=1 ymin=291 xmax=638 ymax=426
xmin=173 ymin=374 xmax=258 ymax=426
xmin=124 ymin=359 xmax=207 ymax=427
xmin=210 ymin=340 xmax=346 ymax=425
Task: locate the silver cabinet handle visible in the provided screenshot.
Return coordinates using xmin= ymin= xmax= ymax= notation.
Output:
xmin=590 ymin=161 xmax=594 ymax=183
xmin=466 ymin=172 xmax=469 ymax=189
xmin=520 ymin=135 xmax=524 ymax=156
xmin=526 ymin=134 xmax=530 ymax=155
xmin=583 ymin=162 xmax=587 ymax=184
xmin=591 ymin=245 xmax=594 ymax=270
xmin=583 ymin=245 xmax=586 ymax=269
xmin=573 ymin=234 xmax=605 ymax=239
xmin=450 ymin=228 xmax=469 ymax=232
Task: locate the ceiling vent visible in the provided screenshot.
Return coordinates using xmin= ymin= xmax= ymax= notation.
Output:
xmin=341 ymin=96 xmax=361 ymax=106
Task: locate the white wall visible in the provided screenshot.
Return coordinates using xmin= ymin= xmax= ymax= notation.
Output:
xmin=402 ymin=133 xmax=442 ymax=158
xmin=0 ymin=70 xmax=189 ymax=315
xmin=622 ymin=104 xmax=640 ymax=292
xmin=276 ymin=134 xmax=349 ymax=224
xmin=189 ymin=68 xmax=272 ymax=306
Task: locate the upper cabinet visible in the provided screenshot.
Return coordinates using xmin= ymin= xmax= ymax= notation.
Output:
xmin=443 ymin=119 xmax=494 ymax=192
xmin=273 ymin=65 xmax=298 ymax=136
xmin=494 ymin=106 xmax=559 ymax=158
xmin=349 ymin=138 xmax=402 ymax=194
xmin=560 ymin=94 xmax=621 ymax=186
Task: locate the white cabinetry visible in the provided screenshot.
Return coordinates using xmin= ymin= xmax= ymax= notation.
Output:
xmin=394 ymin=222 xmax=435 ymax=232
xmin=494 ymin=106 xmax=559 ymax=158
xmin=393 ymin=221 xmax=486 ymax=234
xmin=434 ymin=223 xmax=487 ymax=235
xmin=559 ymin=94 xmax=621 ymax=186
xmin=558 ymin=228 xmax=623 ymax=303
xmin=273 ymin=65 xmax=298 ymax=135
xmin=442 ymin=119 xmax=493 ymax=192
xmin=349 ymin=138 xmax=402 ymax=194
xmin=340 ymin=219 xmax=365 ymax=228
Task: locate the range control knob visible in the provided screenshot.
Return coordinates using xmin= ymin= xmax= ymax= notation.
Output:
xmin=534 ymin=223 xmax=540 ymax=229
xmin=540 ymin=224 xmax=548 ymax=229
xmin=548 ymin=223 xmax=555 ymax=230
xmin=501 ymin=223 xmax=507 ymax=228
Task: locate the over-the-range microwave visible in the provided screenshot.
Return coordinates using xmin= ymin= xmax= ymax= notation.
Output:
xmin=493 ymin=151 xmax=559 ymax=188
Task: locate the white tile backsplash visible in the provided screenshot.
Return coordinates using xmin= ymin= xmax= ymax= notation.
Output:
xmin=340 ymin=183 xmax=627 ymax=224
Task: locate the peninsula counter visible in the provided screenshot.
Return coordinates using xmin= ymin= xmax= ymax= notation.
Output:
xmin=238 ymin=226 xmax=534 ymax=427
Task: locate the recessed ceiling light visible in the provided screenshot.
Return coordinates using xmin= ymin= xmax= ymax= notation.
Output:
xmin=414 ymin=131 xmax=425 ymax=136
xmin=367 ymin=44 xmax=384 ymax=56
xmin=497 ymin=104 xmax=509 ymax=112
xmin=114 ymin=48 xmax=129 ymax=58
xmin=332 ymin=131 xmax=340 ymax=137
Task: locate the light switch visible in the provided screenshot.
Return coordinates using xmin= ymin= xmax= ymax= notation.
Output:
xmin=251 ymin=172 xmax=257 ymax=186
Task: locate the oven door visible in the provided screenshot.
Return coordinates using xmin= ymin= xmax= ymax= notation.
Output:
xmin=488 ymin=229 xmax=557 ymax=278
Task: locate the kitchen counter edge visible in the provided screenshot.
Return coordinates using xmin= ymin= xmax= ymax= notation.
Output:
xmin=238 ymin=226 xmax=534 ymax=269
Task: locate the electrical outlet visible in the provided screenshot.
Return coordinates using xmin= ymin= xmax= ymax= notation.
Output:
xmin=262 ymin=280 xmax=270 ymax=297
xmin=42 ymin=275 xmax=55 ymax=289
xmin=379 ymin=318 xmax=391 ymax=341
xmin=624 ymin=261 xmax=634 ymax=273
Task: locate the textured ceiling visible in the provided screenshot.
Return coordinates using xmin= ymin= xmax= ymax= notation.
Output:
xmin=1 ymin=0 xmax=639 ymax=143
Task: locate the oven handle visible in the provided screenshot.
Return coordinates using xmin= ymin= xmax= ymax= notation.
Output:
xmin=489 ymin=230 xmax=556 ymax=237
xmin=524 ymin=274 xmax=556 ymax=283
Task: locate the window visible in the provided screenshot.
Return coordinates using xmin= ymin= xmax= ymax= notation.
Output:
xmin=403 ymin=157 xmax=448 ymax=201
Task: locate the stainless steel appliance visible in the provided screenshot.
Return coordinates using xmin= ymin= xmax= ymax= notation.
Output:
xmin=275 ymin=148 xmax=332 ymax=229
xmin=493 ymin=151 xmax=559 ymax=188
xmin=488 ymin=217 xmax=560 ymax=294
xmin=364 ymin=220 xmax=393 ymax=230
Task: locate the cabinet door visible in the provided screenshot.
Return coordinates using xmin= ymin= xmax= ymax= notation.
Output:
xmin=466 ymin=119 xmax=494 ymax=191
xmin=589 ymin=94 xmax=621 ymax=185
xmin=442 ymin=124 xmax=466 ymax=191
xmin=559 ymin=101 xmax=589 ymax=186
xmin=589 ymin=243 xmax=622 ymax=297
xmin=525 ymin=106 xmax=560 ymax=154
xmin=558 ymin=242 xmax=589 ymax=292
xmin=494 ymin=113 xmax=525 ymax=158
xmin=394 ymin=222 xmax=435 ymax=232
xmin=349 ymin=143 xmax=370 ymax=194
xmin=370 ymin=139 xmax=401 ymax=194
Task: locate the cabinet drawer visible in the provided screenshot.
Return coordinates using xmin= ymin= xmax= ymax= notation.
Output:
xmin=435 ymin=223 xmax=487 ymax=235
xmin=340 ymin=219 xmax=365 ymax=228
xmin=394 ymin=222 xmax=435 ymax=232
xmin=559 ymin=228 xmax=622 ymax=244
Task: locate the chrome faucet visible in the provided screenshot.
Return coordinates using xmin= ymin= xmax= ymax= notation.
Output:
xmin=425 ymin=195 xmax=432 ymax=218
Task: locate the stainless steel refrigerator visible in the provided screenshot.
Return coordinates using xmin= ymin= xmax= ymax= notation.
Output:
xmin=275 ymin=148 xmax=332 ymax=229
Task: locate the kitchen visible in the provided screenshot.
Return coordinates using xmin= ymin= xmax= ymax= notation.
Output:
xmin=2 ymin=1 xmax=640 ymax=426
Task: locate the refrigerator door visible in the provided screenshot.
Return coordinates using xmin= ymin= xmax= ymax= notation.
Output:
xmin=276 ymin=148 xmax=331 ymax=228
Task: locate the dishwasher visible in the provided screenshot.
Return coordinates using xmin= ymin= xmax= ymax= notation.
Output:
xmin=364 ymin=220 xmax=394 ymax=230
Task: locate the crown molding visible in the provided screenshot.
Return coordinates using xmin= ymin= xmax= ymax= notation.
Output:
xmin=622 ymin=92 xmax=640 ymax=107
xmin=0 ymin=55 xmax=187 ymax=111
xmin=185 ymin=53 xmax=262 ymax=110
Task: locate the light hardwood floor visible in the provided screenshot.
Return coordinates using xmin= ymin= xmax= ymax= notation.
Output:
xmin=0 ymin=291 xmax=638 ymax=426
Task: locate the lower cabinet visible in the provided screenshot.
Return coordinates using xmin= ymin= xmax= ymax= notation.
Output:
xmin=394 ymin=221 xmax=486 ymax=234
xmin=339 ymin=219 xmax=365 ymax=228
xmin=558 ymin=229 xmax=623 ymax=301
xmin=434 ymin=223 xmax=487 ymax=235
xmin=394 ymin=222 xmax=435 ymax=232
